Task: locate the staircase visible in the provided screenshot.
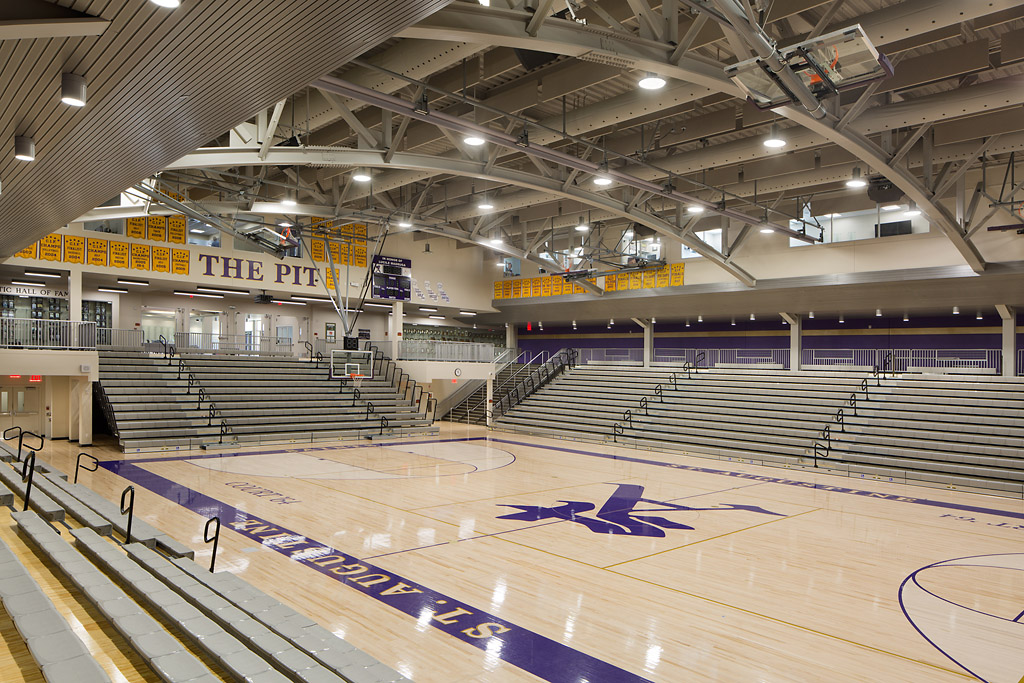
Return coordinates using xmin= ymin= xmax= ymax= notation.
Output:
xmin=99 ymin=349 xmax=437 ymax=452
xmin=445 ymin=362 xmax=536 ymax=424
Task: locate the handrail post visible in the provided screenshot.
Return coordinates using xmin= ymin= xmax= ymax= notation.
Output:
xmin=75 ymin=453 xmax=99 ymax=484
xmin=379 ymin=415 xmax=389 ymax=436
xmin=120 ymin=486 xmax=135 ymax=544
xmin=204 ymin=517 xmax=221 ymax=573
xmin=654 ymin=384 xmax=663 ymax=402
xmin=20 ymin=452 xmax=36 ymax=512
xmin=623 ymin=408 xmax=633 ymax=429
xmin=640 ymin=396 xmax=649 ymax=416
xmin=612 ymin=423 xmax=623 ymax=442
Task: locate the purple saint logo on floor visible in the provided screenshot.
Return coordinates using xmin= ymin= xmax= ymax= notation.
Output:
xmin=497 ymin=483 xmax=785 ymax=536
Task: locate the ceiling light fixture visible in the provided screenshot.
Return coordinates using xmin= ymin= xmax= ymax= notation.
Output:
xmin=809 ymin=311 xmax=814 ymax=319
xmin=428 ymin=315 xmax=445 ymax=320
xmin=463 ymin=135 xmax=486 ymax=146
xmin=697 ymin=315 xmax=702 ymax=322
xmin=638 ymin=73 xmax=666 ymax=90
xmin=419 ymin=307 xmax=438 ymax=312
xmin=952 ymin=306 xmax=959 ymax=315
xmin=459 ymin=311 xmax=476 ymax=316
xmin=290 ymin=296 xmax=333 ymax=302
xmin=496 ymin=261 xmax=504 ymax=267
xmin=575 ymin=217 xmax=589 ymax=231
xmin=846 ymin=167 xmax=867 ymax=188
xmin=270 ymin=299 xmax=306 ymax=306
xmin=14 ymin=136 xmax=35 ymax=161
xmin=11 ymin=280 xmax=45 ymax=287
xmin=904 ymin=201 xmax=921 ymax=218
xmin=881 ymin=204 xmax=902 ymax=212
xmin=117 ymin=278 xmax=148 ymax=286
xmin=763 ymin=122 xmax=786 ymax=148
xmin=97 ymin=287 xmax=128 ymax=294
xmin=280 ymin=197 xmax=296 ymax=207
xmin=903 ymin=313 xmax=909 ymax=322
xmin=609 ymin=318 xmax=614 ymax=326
xmin=572 ymin=320 xmax=577 ymax=329
xmin=195 ymin=286 xmax=248 ymax=295
xmin=876 ymin=309 xmax=882 ymax=317
xmin=593 ymin=163 xmax=613 ymax=186
xmin=60 ymin=73 xmax=87 ymax=107
xmin=687 ymin=205 xmax=705 ymax=214
xmin=397 ymin=218 xmax=413 ymax=228
xmin=976 ymin=311 xmax=983 ymax=320
xmin=149 ymin=0 xmax=181 ymax=7
xmin=352 ymin=169 xmax=372 ymax=182
xmin=731 ymin=318 xmax=736 ymax=326
xmin=24 ymin=271 xmax=61 ymax=278
xmin=478 ymin=199 xmax=494 ymax=210
xmin=750 ymin=313 xmax=755 ymax=321
xmin=278 ymin=222 xmax=292 ymax=228
xmin=189 ymin=228 xmax=205 ymax=234
xmin=760 ymin=227 xmax=775 ymax=233
xmin=363 ymin=302 xmax=393 ymax=309
xmin=685 ymin=320 xmax=690 ymax=327
xmin=173 ymin=290 xmax=223 ymax=299
xmin=839 ymin=314 xmax=845 ymax=323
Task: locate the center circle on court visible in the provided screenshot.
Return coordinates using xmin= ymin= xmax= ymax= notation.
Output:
xmin=187 ymin=442 xmax=515 ymax=480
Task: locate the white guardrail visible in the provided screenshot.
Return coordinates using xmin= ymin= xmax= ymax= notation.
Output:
xmin=0 ymin=319 xmax=97 ymax=350
xmin=174 ymin=332 xmax=293 ymax=354
xmin=96 ymin=328 xmax=145 ymax=347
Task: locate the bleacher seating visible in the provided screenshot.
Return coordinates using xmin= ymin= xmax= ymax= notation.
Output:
xmin=0 ymin=448 xmax=411 ymax=682
xmin=494 ymin=363 xmax=1024 ymax=497
xmin=99 ymin=349 xmax=437 ymax=452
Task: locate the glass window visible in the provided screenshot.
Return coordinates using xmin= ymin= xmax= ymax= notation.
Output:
xmin=681 ymin=229 xmax=722 ymax=258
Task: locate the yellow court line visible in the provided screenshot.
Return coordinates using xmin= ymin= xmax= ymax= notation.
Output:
xmin=602 ymin=507 xmax=821 ymax=569
xmin=489 ymin=533 xmax=606 ymax=571
xmin=603 ymin=566 xmax=975 ymax=679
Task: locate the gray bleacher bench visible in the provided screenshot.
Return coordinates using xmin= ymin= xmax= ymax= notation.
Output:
xmin=42 ymin=473 xmax=194 ymax=559
xmin=32 ymin=474 xmax=113 ymax=536
xmin=0 ymin=532 xmax=112 ymax=683
xmin=0 ymin=460 xmax=65 ymax=522
xmin=69 ymin=527 xmax=292 ymax=683
xmin=122 ymin=543 xmax=359 ymax=683
xmin=12 ymin=510 xmax=219 ymax=683
xmin=128 ymin=545 xmax=409 ymax=683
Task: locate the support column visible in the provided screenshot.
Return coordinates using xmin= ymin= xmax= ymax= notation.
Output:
xmin=69 ymin=270 xmax=82 ymax=322
xmin=389 ymin=301 xmax=403 ymax=360
xmin=486 ymin=374 xmax=493 ymax=427
xmin=781 ymin=313 xmax=801 ymax=372
xmin=996 ymin=305 xmax=1016 ymax=377
xmin=505 ymin=323 xmax=517 ymax=354
xmin=632 ymin=318 xmax=652 ymax=367
xmin=68 ymin=379 xmax=81 ymax=442
xmin=78 ymin=379 xmax=93 ymax=446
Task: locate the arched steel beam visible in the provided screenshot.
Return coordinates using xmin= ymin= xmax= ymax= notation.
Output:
xmin=169 ymin=147 xmax=756 ymax=286
xmin=396 ymin=2 xmax=988 ymax=272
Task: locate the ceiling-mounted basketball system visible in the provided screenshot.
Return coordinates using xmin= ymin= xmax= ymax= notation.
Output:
xmin=725 ymin=25 xmax=893 ymax=111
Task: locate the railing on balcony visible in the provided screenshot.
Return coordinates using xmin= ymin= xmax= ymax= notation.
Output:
xmin=652 ymin=348 xmax=789 ymax=368
xmin=369 ymin=339 xmax=503 ymax=363
xmin=801 ymin=349 xmax=878 ymax=370
xmin=96 ymin=327 xmax=146 ymax=348
xmin=0 ymin=319 xmax=97 ymax=350
xmin=173 ymin=332 xmax=293 ymax=354
xmin=893 ymin=348 xmax=1002 ymax=374
xmin=576 ymin=347 xmax=644 ymax=365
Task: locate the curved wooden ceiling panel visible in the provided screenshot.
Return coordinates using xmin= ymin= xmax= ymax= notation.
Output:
xmin=0 ymin=0 xmax=452 ymax=256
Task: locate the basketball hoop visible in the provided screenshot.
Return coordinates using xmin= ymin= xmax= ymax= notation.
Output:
xmin=349 ymin=373 xmax=365 ymax=389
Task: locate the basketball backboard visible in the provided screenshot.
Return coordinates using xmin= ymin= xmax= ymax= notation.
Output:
xmin=330 ymin=349 xmax=373 ymax=379
xmin=725 ymin=25 xmax=893 ymax=109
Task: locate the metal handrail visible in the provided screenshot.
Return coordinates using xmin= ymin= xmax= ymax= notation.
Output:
xmin=639 ymin=396 xmax=649 ymax=416
xmin=457 ymin=349 xmax=552 ymax=422
xmin=21 ymin=452 xmax=36 ymax=512
xmin=204 ymin=517 xmax=221 ymax=573
xmin=494 ymin=348 xmax=576 ymax=417
xmin=623 ymin=408 xmax=633 ymax=429
xmin=365 ymin=402 xmax=375 ymax=420
xmin=75 ymin=453 xmax=99 ymax=484
xmin=120 ymin=486 xmax=135 ymax=544
xmin=654 ymin=384 xmax=664 ymax=402
xmin=612 ymin=423 xmax=624 ymax=442
xmin=4 ymin=428 xmax=44 ymax=463
xmin=379 ymin=415 xmax=389 ymax=435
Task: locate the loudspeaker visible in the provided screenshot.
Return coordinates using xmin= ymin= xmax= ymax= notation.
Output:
xmin=343 ymin=336 xmax=359 ymax=351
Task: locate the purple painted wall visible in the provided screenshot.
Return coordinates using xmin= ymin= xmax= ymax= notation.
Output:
xmin=515 ymin=314 xmax=1021 ymax=359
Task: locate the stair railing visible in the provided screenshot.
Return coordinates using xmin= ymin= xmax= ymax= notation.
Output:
xmin=75 ymin=453 xmax=99 ymax=484
xmin=493 ymin=348 xmax=576 ymax=419
xmin=20 ymin=452 xmax=36 ymax=512
xmin=454 ymin=349 xmax=554 ymax=423
xmin=3 ymin=426 xmax=43 ymax=462
xmin=379 ymin=415 xmax=389 ymax=436
xmin=120 ymin=485 xmax=135 ymax=544
xmin=204 ymin=517 xmax=221 ymax=572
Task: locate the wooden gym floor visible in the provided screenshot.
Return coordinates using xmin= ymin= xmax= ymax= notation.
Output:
xmin=20 ymin=423 xmax=1024 ymax=683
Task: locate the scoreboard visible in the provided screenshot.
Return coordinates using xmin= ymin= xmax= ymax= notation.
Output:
xmin=370 ymin=255 xmax=412 ymax=301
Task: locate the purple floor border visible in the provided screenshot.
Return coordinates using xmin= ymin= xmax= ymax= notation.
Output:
xmin=99 ymin=461 xmax=652 ymax=683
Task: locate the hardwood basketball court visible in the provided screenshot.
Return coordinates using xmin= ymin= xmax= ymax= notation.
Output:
xmin=31 ymin=424 xmax=1024 ymax=682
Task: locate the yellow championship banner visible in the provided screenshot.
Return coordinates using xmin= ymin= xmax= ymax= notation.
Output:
xmin=130 ymin=243 xmax=150 ymax=270
xmin=310 ymin=239 xmax=326 ymax=262
xmin=147 ymin=216 xmax=167 ymax=242
xmin=604 ymin=274 xmax=616 ymax=292
xmin=656 ymin=265 xmax=670 ymax=288
xmin=126 ymin=216 xmax=145 ymax=239
xmin=532 ymin=277 xmax=543 ymax=297
xmin=551 ymin=276 xmax=562 ymax=296
xmin=39 ymin=234 xmax=61 ymax=261
xmin=14 ymin=243 xmax=37 ymax=259
xmin=670 ymin=262 xmax=685 ymax=286
xmin=574 ymin=282 xmax=585 ymax=294
xmin=643 ymin=270 xmax=656 ymax=288
xmin=628 ymin=272 xmax=642 ymax=290
xmin=353 ymin=245 xmax=366 ymax=268
xmin=493 ymin=281 xmax=503 ymax=299
xmin=502 ymin=280 xmax=513 ymax=298
xmin=171 ymin=249 xmax=189 ymax=275
xmin=63 ymin=235 xmax=85 ymax=264
xmin=325 ymin=268 xmax=339 ymax=288
xmin=353 ymin=224 xmax=367 ymax=242
xmin=110 ymin=241 xmax=130 ymax=269
xmin=168 ymin=215 xmax=187 ymax=244
xmin=152 ymin=246 xmax=170 ymax=273
xmin=542 ymin=277 xmax=552 ymax=297
xmin=86 ymin=238 xmax=108 ymax=267
xmin=512 ymin=279 xmax=522 ymax=298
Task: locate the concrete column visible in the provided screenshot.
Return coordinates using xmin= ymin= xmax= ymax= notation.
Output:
xmin=68 ymin=379 xmax=81 ymax=441
xmin=632 ymin=318 xmax=652 ymax=367
xmin=486 ymin=374 xmax=493 ymax=427
xmin=781 ymin=313 xmax=801 ymax=371
xmin=505 ymin=323 xmax=517 ymax=353
xmin=390 ymin=301 xmax=403 ymax=360
xmin=69 ymin=270 xmax=82 ymax=322
xmin=79 ymin=379 xmax=93 ymax=446
xmin=997 ymin=305 xmax=1016 ymax=377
